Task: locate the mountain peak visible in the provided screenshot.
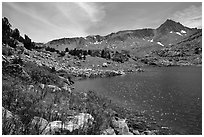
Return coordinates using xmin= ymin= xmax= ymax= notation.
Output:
xmin=163 ymin=19 xmax=181 ymax=26
xmin=156 ymin=19 xmax=188 ymax=34
xmin=165 ymin=19 xmax=176 ymax=23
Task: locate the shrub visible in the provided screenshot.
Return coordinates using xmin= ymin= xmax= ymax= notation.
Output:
xmin=59 ymin=51 xmax=66 ymax=57
xmin=45 ymin=46 xmax=59 ymax=53
xmin=24 ymin=62 xmax=61 ymax=85
xmin=24 ymin=35 xmax=35 ymax=50
xmin=2 ymin=45 xmax=14 ymax=56
xmin=11 ymin=57 xmax=24 ymax=66
xmin=112 ymin=51 xmax=129 ymax=63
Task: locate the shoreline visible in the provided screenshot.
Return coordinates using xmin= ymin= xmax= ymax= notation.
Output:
xmin=72 ymin=65 xmax=202 ymax=135
xmin=2 ymin=48 xmax=201 ymax=135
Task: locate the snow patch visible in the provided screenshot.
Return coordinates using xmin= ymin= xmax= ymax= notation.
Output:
xmin=157 ymin=42 xmax=164 ymax=47
xmin=148 ymin=39 xmax=153 ymax=42
xmin=176 ymin=32 xmax=183 ymax=36
xmin=93 ymin=41 xmax=102 ymax=44
xmin=181 ymin=30 xmax=186 ymax=34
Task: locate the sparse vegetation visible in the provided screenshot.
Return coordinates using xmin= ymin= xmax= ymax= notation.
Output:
xmin=45 ymin=46 xmax=59 ymax=53
xmin=2 ymin=16 xmax=201 ymax=135
xmin=2 ymin=67 xmax=167 ymax=134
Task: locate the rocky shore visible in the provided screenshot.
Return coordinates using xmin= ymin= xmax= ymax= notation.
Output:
xmin=2 ymin=88 xmax=171 ymax=135
xmin=2 ymin=46 xmax=170 ymax=135
xmin=2 ymin=16 xmax=201 ymax=135
xmin=3 ymin=43 xmax=202 ymax=135
xmin=13 ymin=46 xmax=143 ymax=79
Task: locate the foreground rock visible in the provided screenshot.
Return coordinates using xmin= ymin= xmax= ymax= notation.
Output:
xmin=2 ymin=107 xmax=24 ymax=135
xmin=102 ymin=127 xmax=116 ymax=135
xmin=30 ymin=116 xmax=49 ymax=134
xmin=39 ymin=113 xmax=94 ymax=135
xmin=111 ymin=117 xmax=133 ymax=135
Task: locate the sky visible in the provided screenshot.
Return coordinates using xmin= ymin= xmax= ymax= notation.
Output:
xmin=2 ymin=2 xmax=202 ymax=43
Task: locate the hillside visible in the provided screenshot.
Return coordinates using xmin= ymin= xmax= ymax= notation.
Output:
xmin=2 ymin=17 xmax=171 ymax=135
xmin=46 ymin=19 xmax=200 ymax=57
xmin=2 ymin=16 xmax=202 ymax=135
xmin=142 ymin=29 xmax=202 ymax=66
xmin=45 ymin=19 xmax=202 ymax=66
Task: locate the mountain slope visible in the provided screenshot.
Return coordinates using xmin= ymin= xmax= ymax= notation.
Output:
xmin=46 ymin=19 xmax=201 ymax=58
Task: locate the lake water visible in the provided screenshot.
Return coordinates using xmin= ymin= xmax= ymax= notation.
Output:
xmin=74 ymin=66 xmax=202 ymax=134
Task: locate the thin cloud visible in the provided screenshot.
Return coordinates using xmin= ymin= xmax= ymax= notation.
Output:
xmin=76 ymin=2 xmax=106 ymax=23
xmin=171 ymin=5 xmax=202 ymax=28
xmin=3 ymin=2 xmax=107 ymax=42
xmin=7 ymin=3 xmax=57 ymax=28
xmin=2 ymin=2 xmax=201 ymax=42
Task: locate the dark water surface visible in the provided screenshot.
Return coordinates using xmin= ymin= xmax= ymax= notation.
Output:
xmin=74 ymin=66 xmax=202 ymax=134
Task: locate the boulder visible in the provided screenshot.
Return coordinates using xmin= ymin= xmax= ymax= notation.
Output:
xmin=102 ymin=62 xmax=108 ymax=67
xmin=117 ymin=70 xmax=125 ymax=75
xmin=102 ymin=127 xmax=116 ymax=135
xmin=136 ymin=68 xmax=144 ymax=72
xmin=30 ymin=116 xmax=49 ymax=134
xmin=46 ymin=85 xmax=61 ymax=92
xmin=133 ymin=129 xmax=140 ymax=135
xmin=39 ymin=83 xmax=45 ymax=89
xmin=58 ymin=76 xmax=71 ymax=85
xmin=21 ymin=69 xmax=31 ymax=80
xmin=61 ymin=84 xmax=72 ymax=93
xmin=2 ymin=107 xmax=13 ymax=119
xmin=2 ymin=107 xmax=16 ymax=135
xmin=41 ymin=121 xmax=64 ymax=135
xmin=2 ymin=55 xmax=10 ymax=65
xmin=2 ymin=107 xmax=24 ymax=135
xmin=72 ymin=113 xmax=94 ymax=128
xmin=141 ymin=130 xmax=156 ymax=135
xmin=41 ymin=113 xmax=94 ymax=135
xmin=28 ymin=85 xmax=35 ymax=93
xmin=111 ymin=117 xmax=133 ymax=135
xmin=132 ymin=121 xmax=146 ymax=132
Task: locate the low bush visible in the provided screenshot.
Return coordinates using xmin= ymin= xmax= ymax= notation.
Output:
xmin=2 ymin=45 xmax=14 ymax=56
xmin=23 ymin=61 xmax=61 ymax=86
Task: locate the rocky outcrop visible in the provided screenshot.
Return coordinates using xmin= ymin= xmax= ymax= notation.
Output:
xmin=102 ymin=62 xmax=108 ymax=67
xmin=46 ymin=85 xmax=62 ymax=93
xmin=3 ymin=107 xmax=94 ymax=135
xmin=111 ymin=117 xmax=133 ymax=135
xmin=30 ymin=116 xmax=49 ymax=134
xmin=61 ymin=84 xmax=72 ymax=93
xmin=141 ymin=130 xmax=156 ymax=135
xmin=2 ymin=55 xmax=10 ymax=65
xmin=2 ymin=107 xmax=24 ymax=135
xmin=67 ymin=67 xmax=125 ymax=78
xmin=41 ymin=113 xmax=94 ymax=135
xmin=102 ymin=127 xmax=116 ymax=135
xmin=100 ymin=115 xmax=159 ymax=135
xmin=2 ymin=107 xmax=14 ymax=120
